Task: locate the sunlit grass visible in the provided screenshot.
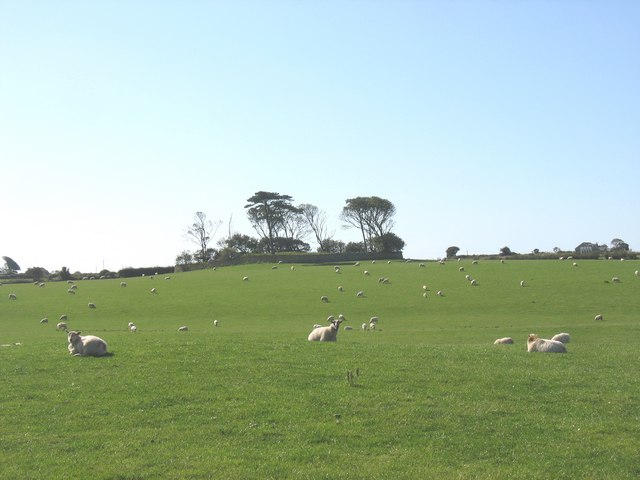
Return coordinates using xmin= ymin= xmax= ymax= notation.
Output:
xmin=1 ymin=259 xmax=639 ymax=478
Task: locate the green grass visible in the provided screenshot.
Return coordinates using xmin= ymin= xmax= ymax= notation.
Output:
xmin=1 ymin=259 xmax=639 ymax=479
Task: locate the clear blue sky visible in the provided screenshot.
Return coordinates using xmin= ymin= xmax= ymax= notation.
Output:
xmin=2 ymin=1 xmax=638 ymax=273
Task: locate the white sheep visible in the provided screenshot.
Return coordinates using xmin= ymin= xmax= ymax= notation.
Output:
xmin=88 ymin=303 xmax=96 ymax=309
xmin=242 ymin=276 xmax=249 ymax=281
xmin=520 ymin=280 xmax=526 ymax=287
xmin=321 ymin=295 xmax=329 ymax=303
xmin=437 ymin=290 xmax=444 ymax=297
xmin=338 ymin=286 xmax=344 ymax=292
xmin=494 ymin=337 xmax=514 ymax=344
xmin=67 ymin=289 xmax=76 ymax=294
xmin=59 ymin=314 xmax=68 ymax=321
xmin=67 ymin=330 xmax=108 ymax=357
xmin=120 ymin=281 xmax=127 ymax=287
xmin=419 ymin=263 xmax=426 ymax=268
xmin=165 ymin=276 xmax=171 ymax=280
xmin=214 ymin=319 xmax=219 ymax=327
xmin=369 ymin=322 xmax=376 ymax=330
xmin=369 ymin=316 xmax=379 ymax=325
xmin=40 ymin=318 xmax=49 ymax=324
xmin=551 ymin=332 xmax=570 ymax=343
xmin=70 ymin=284 xmax=78 ymax=290
xmin=356 ymin=291 xmax=364 ymax=297
xmin=470 ymin=279 xmax=478 ymax=286
xmin=178 ymin=326 xmax=189 ymax=332
xmin=612 ymin=277 xmax=621 ymax=283
xmin=459 ymin=267 xmax=465 ymax=272
xmin=130 ymin=324 xmax=137 ymax=333
xmin=9 ymin=293 xmax=17 ymax=300
xmin=56 ymin=322 xmax=68 ymax=331
xmin=594 ymin=314 xmax=604 ymax=321
xmin=363 ymin=270 xmax=370 ymax=276
xmin=307 ymin=317 xmax=343 ymax=342
xmin=635 ymin=270 xmax=638 ymax=276
xmin=150 ymin=287 xmax=157 ymax=294
xmin=361 ymin=323 xmax=368 ymax=331
xmin=527 ymin=334 xmax=567 ymax=353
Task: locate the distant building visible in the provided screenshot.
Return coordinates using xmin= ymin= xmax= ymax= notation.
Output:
xmin=575 ymin=242 xmax=608 ymax=255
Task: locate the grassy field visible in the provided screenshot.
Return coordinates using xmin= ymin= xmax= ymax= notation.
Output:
xmin=1 ymin=259 xmax=639 ymax=479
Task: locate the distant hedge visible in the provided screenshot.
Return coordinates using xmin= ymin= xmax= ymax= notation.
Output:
xmin=118 ymin=266 xmax=175 ymax=278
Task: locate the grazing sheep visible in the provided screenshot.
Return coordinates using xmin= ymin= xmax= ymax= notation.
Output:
xmin=165 ymin=276 xmax=171 ymax=280
xmin=40 ymin=318 xmax=49 ymax=324
xmin=635 ymin=270 xmax=638 ymax=276
xmin=67 ymin=330 xmax=108 ymax=357
xmin=422 ymin=285 xmax=428 ymax=291
xmin=337 ymin=285 xmax=344 ymax=292
xmin=551 ymin=333 xmax=570 ymax=344
xmin=88 ymin=303 xmax=96 ymax=309
xmin=334 ymin=266 xmax=341 ymax=273
xmin=178 ymin=326 xmax=189 ymax=332
xmin=59 ymin=314 xmax=68 ymax=321
xmin=307 ymin=317 xmax=344 ymax=342
xmin=437 ymin=290 xmax=444 ymax=297
xmin=594 ymin=314 xmax=604 ymax=321
xmin=361 ymin=323 xmax=368 ymax=331
xmin=67 ymin=289 xmax=76 ymax=294
xmin=150 ymin=287 xmax=157 ymax=294
xmin=9 ymin=293 xmax=17 ymax=300
xmin=419 ymin=263 xmax=426 ymax=268
xmin=369 ymin=316 xmax=379 ymax=325
xmin=69 ymin=284 xmax=78 ymax=290
xmin=354 ymin=262 xmax=360 ymax=266
xmin=472 ymin=260 xmax=478 ymax=265
xmin=290 ymin=266 xmax=295 ymax=271
xmin=459 ymin=267 xmax=465 ymax=272
xmin=356 ymin=291 xmax=364 ymax=297
xmin=271 ymin=266 xmax=278 ymax=270
xmin=120 ymin=282 xmax=127 ymax=287
xmin=465 ymin=275 xmax=471 ymax=281
xmin=573 ymin=262 xmax=578 ymax=267
xmin=612 ymin=277 xmax=621 ymax=283
xmin=527 ymin=334 xmax=567 ymax=353
xmin=520 ymin=280 xmax=526 ymax=287
xmin=242 ymin=276 xmax=249 ymax=281
xmin=363 ymin=270 xmax=370 ymax=276
xmin=470 ymin=279 xmax=478 ymax=286
xmin=57 ymin=322 xmax=68 ymax=331
xmin=213 ymin=319 xmax=219 ymax=327
xmin=321 ymin=295 xmax=329 ymax=303
xmin=369 ymin=322 xmax=376 ymax=330
xmin=494 ymin=337 xmax=514 ymax=345
xmin=129 ymin=324 xmax=137 ymax=333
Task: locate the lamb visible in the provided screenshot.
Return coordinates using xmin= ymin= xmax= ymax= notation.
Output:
xmin=527 ymin=334 xmax=567 ymax=353
xmin=307 ymin=317 xmax=343 ymax=342
xmin=369 ymin=316 xmax=379 ymax=330
xmin=551 ymin=332 xmax=570 ymax=343
xmin=494 ymin=337 xmax=514 ymax=344
xmin=67 ymin=330 xmax=108 ymax=357
xmin=56 ymin=322 xmax=68 ymax=331
xmin=361 ymin=323 xmax=368 ymax=331
xmin=612 ymin=277 xmax=621 ymax=283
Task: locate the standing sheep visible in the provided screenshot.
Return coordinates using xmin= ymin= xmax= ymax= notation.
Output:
xmin=56 ymin=322 xmax=68 ymax=331
xmin=308 ymin=317 xmax=344 ymax=342
xmin=320 ymin=295 xmax=329 ymax=303
xmin=40 ymin=318 xmax=49 ymax=324
xmin=9 ymin=293 xmax=17 ymax=300
xmin=527 ymin=334 xmax=567 ymax=353
xmin=67 ymin=330 xmax=108 ymax=357
xmin=88 ymin=303 xmax=96 ymax=309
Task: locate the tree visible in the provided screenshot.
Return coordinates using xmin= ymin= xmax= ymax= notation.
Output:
xmin=446 ymin=246 xmax=460 ymax=258
xmin=340 ymin=196 xmax=396 ymax=252
xmin=245 ymin=192 xmax=300 ymax=254
xmin=24 ymin=267 xmax=47 ymax=281
xmin=345 ymin=241 xmax=366 ymax=253
xmin=175 ymin=251 xmax=194 ymax=265
xmin=500 ymin=246 xmax=514 ymax=256
xmin=2 ymin=256 xmax=21 ymax=273
xmin=300 ymin=204 xmax=333 ymax=252
xmin=186 ymin=212 xmax=221 ymax=264
xmin=218 ymin=233 xmax=260 ymax=254
xmin=611 ymin=238 xmax=630 ymax=252
xmin=320 ymin=239 xmax=346 ymax=254
xmin=371 ymin=233 xmax=405 ymax=253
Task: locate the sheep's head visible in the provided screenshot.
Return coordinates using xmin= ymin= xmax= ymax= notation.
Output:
xmin=331 ymin=318 xmax=343 ymax=330
xmin=527 ymin=334 xmax=538 ymax=344
xmin=67 ymin=331 xmax=82 ymax=343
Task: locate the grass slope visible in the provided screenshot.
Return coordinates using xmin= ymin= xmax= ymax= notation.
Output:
xmin=1 ymin=259 xmax=639 ymax=479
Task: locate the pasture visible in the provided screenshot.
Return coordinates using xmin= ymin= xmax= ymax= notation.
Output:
xmin=1 ymin=259 xmax=639 ymax=479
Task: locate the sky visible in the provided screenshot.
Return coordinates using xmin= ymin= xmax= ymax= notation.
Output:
xmin=2 ymin=0 xmax=639 ymax=273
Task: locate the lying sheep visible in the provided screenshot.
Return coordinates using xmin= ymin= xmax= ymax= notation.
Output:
xmin=67 ymin=330 xmax=108 ymax=357
xmin=321 ymin=295 xmax=329 ymax=303
xmin=40 ymin=318 xmax=49 ymax=324
xmin=527 ymin=334 xmax=567 ymax=353
xmin=308 ymin=317 xmax=343 ymax=342
xmin=178 ymin=326 xmax=189 ymax=332
xmin=551 ymin=332 xmax=570 ymax=343
xmin=9 ymin=293 xmax=17 ymax=300
xmin=356 ymin=291 xmax=364 ymax=297
xmin=494 ymin=337 xmax=514 ymax=345
xmin=57 ymin=322 xmax=68 ymax=331
xmin=594 ymin=314 xmax=604 ymax=321
xmin=120 ymin=281 xmax=127 ymax=287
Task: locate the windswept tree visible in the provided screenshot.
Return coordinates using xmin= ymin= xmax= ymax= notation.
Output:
xmin=245 ymin=191 xmax=300 ymax=254
xmin=446 ymin=246 xmax=460 ymax=258
xmin=2 ymin=256 xmax=21 ymax=273
xmin=186 ymin=211 xmax=221 ymax=264
xmin=611 ymin=238 xmax=630 ymax=252
xmin=371 ymin=232 xmax=405 ymax=253
xmin=340 ymin=196 xmax=397 ymax=252
xmin=299 ymin=203 xmax=333 ymax=252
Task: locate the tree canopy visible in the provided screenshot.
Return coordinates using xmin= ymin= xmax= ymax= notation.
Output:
xmin=340 ymin=196 xmax=398 ymax=252
xmin=245 ymin=191 xmax=301 ymax=254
